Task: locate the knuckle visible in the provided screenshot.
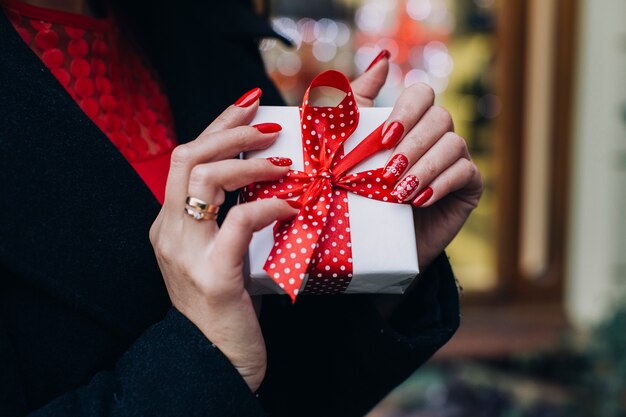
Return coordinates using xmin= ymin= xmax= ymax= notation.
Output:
xmin=149 ymin=222 xmax=158 ymax=245
xmin=226 ymin=205 xmax=252 ymax=231
xmin=233 ymin=126 xmax=255 ymax=145
xmin=447 ymin=133 xmax=467 ymax=154
xmin=403 ymin=134 xmax=428 ymax=156
xmin=422 ymin=156 xmax=439 ymax=178
xmin=188 ymin=165 xmax=212 ymax=189
xmin=215 ymin=109 xmax=237 ymax=127
xmin=152 ymin=237 xmax=171 ymax=261
xmin=413 ymin=82 xmax=435 ymax=102
xmin=253 ymin=157 xmax=271 ymax=170
xmin=464 ymin=159 xmax=478 ymax=177
xmin=429 ymin=105 xmax=452 ymax=127
xmin=170 ymin=144 xmax=193 ymax=167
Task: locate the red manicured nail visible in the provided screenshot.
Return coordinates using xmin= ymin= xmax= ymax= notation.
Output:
xmin=381 ymin=121 xmax=404 ymax=149
xmin=235 ymin=87 xmax=262 ymax=107
xmin=412 ymin=187 xmax=433 ymax=207
xmin=365 ymin=49 xmax=391 ymax=72
xmin=382 ymin=154 xmax=409 ymax=183
xmin=267 ymin=156 xmax=292 ymax=166
xmin=253 ymin=122 xmax=282 ymax=134
xmin=286 ymin=200 xmax=302 ymax=209
xmin=390 ymin=175 xmax=419 ymax=201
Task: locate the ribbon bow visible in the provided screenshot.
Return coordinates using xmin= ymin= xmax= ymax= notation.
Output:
xmin=245 ymin=70 xmax=402 ymax=301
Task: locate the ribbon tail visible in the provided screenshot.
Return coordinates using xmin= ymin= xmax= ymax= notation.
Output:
xmin=331 ymin=122 xmax=385 ymax=178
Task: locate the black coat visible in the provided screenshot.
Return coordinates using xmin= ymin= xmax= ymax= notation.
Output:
xmin=0 ymin=2 xmax=460 ymax=416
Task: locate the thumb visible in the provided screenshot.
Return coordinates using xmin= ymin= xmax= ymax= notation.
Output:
xmin=351 ymin=50 xmax=390 ymax=107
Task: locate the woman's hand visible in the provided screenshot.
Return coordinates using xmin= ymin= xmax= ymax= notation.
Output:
xmin=149 ymin=90 xmax=298 ymax=392
xmin=351 ymin=52 xmax=483 ymax=270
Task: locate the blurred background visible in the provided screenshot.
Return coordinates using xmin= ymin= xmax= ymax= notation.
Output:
xmin=258 ymin=0 xmax=626 ymax=415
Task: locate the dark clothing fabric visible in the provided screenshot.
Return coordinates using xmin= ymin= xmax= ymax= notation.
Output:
xmin=0 ymin=2 xmax=460 ymax=416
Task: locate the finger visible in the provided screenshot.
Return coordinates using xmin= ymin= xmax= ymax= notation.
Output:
xmin=378 ymin=82 xmax=437 ymax=157
xmin=411 ymin=158 xmax=482 ymax=208
xmin=390 ymin=132 xmax=469 ymax=202
xmin=201 ymin=87 xmax=263 ymax=135
xmin=382 ymin=103 xmax=453 ymax=183
xmin=163 ymin=125 xmax=282 ymax=215
xmin=182 ymin=158 xmax=292 ymax=242
xmin=214 ymin=199 xmax=301 ymax=268
xmin=186 ymin=158 xmax=293 ymax=209
xmin=351 ymin=49 xmax=390 ymax=107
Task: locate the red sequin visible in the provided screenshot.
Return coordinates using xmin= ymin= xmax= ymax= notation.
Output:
xmin=34 ymin=28 xmax=58 ymax=50
xmin=81 ymin=98 xmax=100 ymax=118
xmin=91 ymin=58 xmax=107 ymax=75
xmin=105 ymin=113 xmax=122 ymax=132
xmin=41 ymin=48 xmax=64 ymax=68
xmin=94 ymin=76 xmax=111 ymax=94
xmin=91 ymin=39 xmax=108 ymax=56
xmin=65 ymin=26 xmax=85 ymax=39
xmin=75 ymin=78 xmax=94 ymax=98
xmin=100 ymin=94 xmax=117 ymax=112
xmin=70 ymin=58 xmax=90 ymax=78
xmin=51 ymin=68 xmax=70 ymax=86
xmin=68 ymin=38 xmax=89 ymax=58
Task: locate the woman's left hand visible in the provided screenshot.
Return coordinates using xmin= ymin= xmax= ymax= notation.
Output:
xmin=350 ymin=54 xmax=483 ymax=271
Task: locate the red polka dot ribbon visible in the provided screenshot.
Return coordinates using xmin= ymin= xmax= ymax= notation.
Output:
xmin=244 ymin=71 xmax=403 ymax=302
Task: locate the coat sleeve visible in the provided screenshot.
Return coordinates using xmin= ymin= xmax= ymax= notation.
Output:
xmin=257 ymin=252 xmax=460 ymax=417
xmin=1 ymin=309 xmax=265 ymax=417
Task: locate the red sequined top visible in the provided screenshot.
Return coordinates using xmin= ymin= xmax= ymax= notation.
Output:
xmin=2 ymin=0 xmax=177 ymax=203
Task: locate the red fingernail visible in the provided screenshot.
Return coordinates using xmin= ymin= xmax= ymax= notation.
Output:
xmin=235 ymin=87 xmax=262 ymax=107
xmin=365 ymin=49 xmax=391 ymax=72
xmin=381 ymin=121 xmax=404 ymax=149
xmin=267 ymin=156 xmax=292 ymax=166
xmin=253 ymin=122 xmax=282 ymax=134
xmin=390 ymin=175 xmax=419 ymax=201
xmin=286 ymin=200 xmax=302 ymax=209
xmin=382 ymin=154 xmax=409 ymax=183
xmin=412 ymin=187 xmax=433 ymax=207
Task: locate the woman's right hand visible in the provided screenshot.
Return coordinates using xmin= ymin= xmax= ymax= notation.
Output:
xmin=149 ymin=89 xmax=297 ymax=392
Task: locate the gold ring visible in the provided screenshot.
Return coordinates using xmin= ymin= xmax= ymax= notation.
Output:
xmin=185 ymin=196 xmax=220 ymax=221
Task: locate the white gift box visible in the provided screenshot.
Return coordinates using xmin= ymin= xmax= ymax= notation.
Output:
xmin=243 ymin=106 xmax=419 ymax=296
